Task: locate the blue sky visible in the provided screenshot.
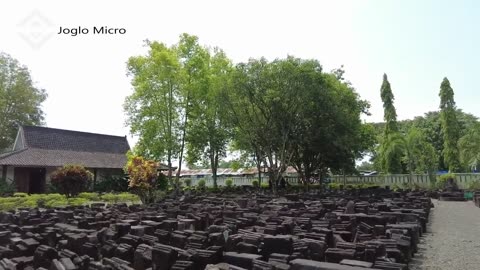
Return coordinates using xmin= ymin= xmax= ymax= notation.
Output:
xmin=1 ymin=0 xmax=479 ymax=149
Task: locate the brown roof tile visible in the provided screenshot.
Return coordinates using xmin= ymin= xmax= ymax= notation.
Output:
xmin=0 ymin=148 xmax=127 ymax=168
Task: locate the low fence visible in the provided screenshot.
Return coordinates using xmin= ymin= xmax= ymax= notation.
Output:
xmin=330 ymin=173 xmax=480 ymax=189
xmin=183 ymin=176 xmax=300 ymax=187
xmin=182 ymin=173 xmax=480 ymax=189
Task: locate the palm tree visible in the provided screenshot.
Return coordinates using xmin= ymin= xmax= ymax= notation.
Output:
xmin=379 ymin=128 xmax=437 ymax=183
xmin=459 ymin=123 xmax=480 ymax=172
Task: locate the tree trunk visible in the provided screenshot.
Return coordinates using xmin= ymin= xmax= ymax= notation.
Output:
xmin=211 ymin=151 xmax=218 ymax=189
xmin=167 ymin=157 xmax=173 ymax=185
xmin=175 ymin=100 xmax=190 ymax=193
xmin=255 ymin=150 xmax=262 ymax=185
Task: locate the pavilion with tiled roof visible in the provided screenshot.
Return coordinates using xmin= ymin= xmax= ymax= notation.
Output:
xmin=0 ymin=125 xmax=130 ymax=193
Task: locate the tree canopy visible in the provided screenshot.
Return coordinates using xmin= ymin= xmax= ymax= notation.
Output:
xmin=0 ymin=53 xmax=47 ymax=151
xmin=224 ymin=57 xmax=373 ymax=190
xmin=124 ymin=33 xmax=480 ymax=186
xmin=439 ymin=77 xmax=461 ymax=172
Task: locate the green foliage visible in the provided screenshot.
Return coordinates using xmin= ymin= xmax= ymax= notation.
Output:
xmin=50 ymin=165 xmax=93 ymax=198
xmin=186 ymin=47 xmax=233 ymax=188
xmin=439 ymin=78 xmax=461 ymax=172
xmin=197 ymin=179 xmax=206 ymax=189
xmin=125 ymin=34 xmax=215 ymax=192
xmin=125 ymin=154 xmax=159 ymax=204
xmin=328 ymin=183 xmax=342 ymax=190
xmin=225 ymin=178 xmax=233 ymax=188
xmin=228 ymin=57 xmax=372 ymax=192
xmin=356 ymin=161 xmax=375 ymax=172
xmin=156 ymin=173 xmax=169 ymax=191
xmin=391 ymin=183 xmax=401 ymax=191
xmin=328 ymin=183 xmax=376 ymax=190
xmin=13 ymin=192 xmax=28 ymax=197
xmin=467 ymin=180 xmax=480 ymax=191
xmin=378 ymin=74 xmax=403 ymax=174
xmin=371 ymin=109 xmax=478 ymax=172
xmin=78 ymin=192 xmax=100 ymax=201
xmin=0 ymin=192 xmax=140 ymax=211
xmin=251 ymin=180 xmax=259 ymax=188
xmin=378 ymin=132 xmax=406 ymax=174
xmin=93 ymin=174 xmax=129 ymax=193
xmin=436 ymin=173 xmax=456 ymax=189
xmin=100 ymin=192 xmax=140 ymax=204
xmin=0 ymin=52 xmax=48 ymax=150
xmin=380 ymin=74 xmax=399 ymax=135
xmin=183 ymin=178 xmax=192 ymax=187
xmin=0 ymin=178 xmax=15 ymax=196
xmin=404 ymin=128 xmax=438 ymax=177
xmin=459 ymin=123 xmax=480 ymax=171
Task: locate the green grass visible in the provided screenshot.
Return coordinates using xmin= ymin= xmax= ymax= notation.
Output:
xmin=0 ymin=192 xmax=140 ymax=211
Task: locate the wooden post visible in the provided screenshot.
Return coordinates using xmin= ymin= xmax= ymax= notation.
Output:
xmin=1 ymin=165 xmax=6 ymax=181
xmin=93 ymin=168 xmax=98 ymax=191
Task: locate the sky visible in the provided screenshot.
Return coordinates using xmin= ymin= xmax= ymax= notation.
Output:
xmin=1 ymin=0 xmax=479 ymax=148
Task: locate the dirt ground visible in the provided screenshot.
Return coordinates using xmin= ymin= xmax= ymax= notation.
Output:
xmin=410 ymin=200 xmax=480 ymax=270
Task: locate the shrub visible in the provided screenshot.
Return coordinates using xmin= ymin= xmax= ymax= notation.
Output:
xmin=93 ymin=174 xmax=129 ymax=193
xmin=125 ymin=155 xmax=158 ymax=204
xmin=252 ymin=180 xmax=259 ymax=188
xmin=225 ymin=178 xmax=233 ymax=188
xmin=261 ymin=182 xmax=270 ymax=189
xmin=328 ymin=183 xmax=342 ymax=190
xmin=197 ymin=179 xmax=206 ymax=189
xmin=436 ymin=173 xmax=456 ymax=189
xmin=51 ymin=165 xmax=93 ymax=198
xmin=468 ymin=180 xmax=480 ymax=191
xmin=78 ymin=192 xmax=100 ymax=201
xmin=184 ymin=178 xmax=192 ymax=187
xmin=13 ymin=192 xmax=28 ymax=197
xmin=0 ymin=178 xmax=15 ymax=196
xmin=156 ymin=173 xmax=169 ymax=191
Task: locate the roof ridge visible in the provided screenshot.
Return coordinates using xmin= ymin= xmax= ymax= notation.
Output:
xmin=21 ymin=125 xmax=127 ymax=139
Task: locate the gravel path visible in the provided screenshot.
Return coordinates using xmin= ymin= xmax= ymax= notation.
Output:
xmin=410 ymin=200 xmax=480 ymax=270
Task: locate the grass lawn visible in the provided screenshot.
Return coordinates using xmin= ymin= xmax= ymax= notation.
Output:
xmin=0 ymin=192 xmax=140 ymax=211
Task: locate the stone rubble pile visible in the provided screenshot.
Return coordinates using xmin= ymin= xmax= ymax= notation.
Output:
xmin=0 ymin=190 xmax=433 ymax=270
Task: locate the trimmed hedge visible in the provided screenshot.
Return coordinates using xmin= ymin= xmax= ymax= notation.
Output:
xmin=0 ymin=192 xmax=140 ymax=211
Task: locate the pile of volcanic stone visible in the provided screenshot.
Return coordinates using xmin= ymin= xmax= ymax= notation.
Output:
xmin=0 ymin=189 xmax=432 ymax=270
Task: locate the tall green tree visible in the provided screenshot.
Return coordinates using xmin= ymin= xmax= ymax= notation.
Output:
xmin=125 ymin=34 xmax=226 ymax=191
xmin=228 ymin=58 xmax=374 ymax=191
xmin=0 ymin=53 xmax=47 ymax=151
xmin=186 ymin=48 xmax=233 ymax=188
xmin=228 ymin=57 xmax=308 ymax=192
xmin=174 ymin=34 xmax=211 ymax=187
xmin=439 ymin=77 xmax=461 ymax=172
xmin=290 ymin=71 xmax=374 ymax=185
xmin=371 ymin=109 xmax=477 ymax=171
xmin=459 ymin=123 xmax=480 ymax=171
xmin=124 ymin=41 xmax=182 ymax=183
xmin=378 ymin=74 xmax=403 ymax=173
xmin=404 ymin=127 xmax=438 ymax=182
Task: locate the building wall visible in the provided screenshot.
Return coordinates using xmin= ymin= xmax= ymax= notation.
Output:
xmin=98 ymin=168 xmax=124 ymax=181
xmin=0 ymin=166 xmax=15 ymax=183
